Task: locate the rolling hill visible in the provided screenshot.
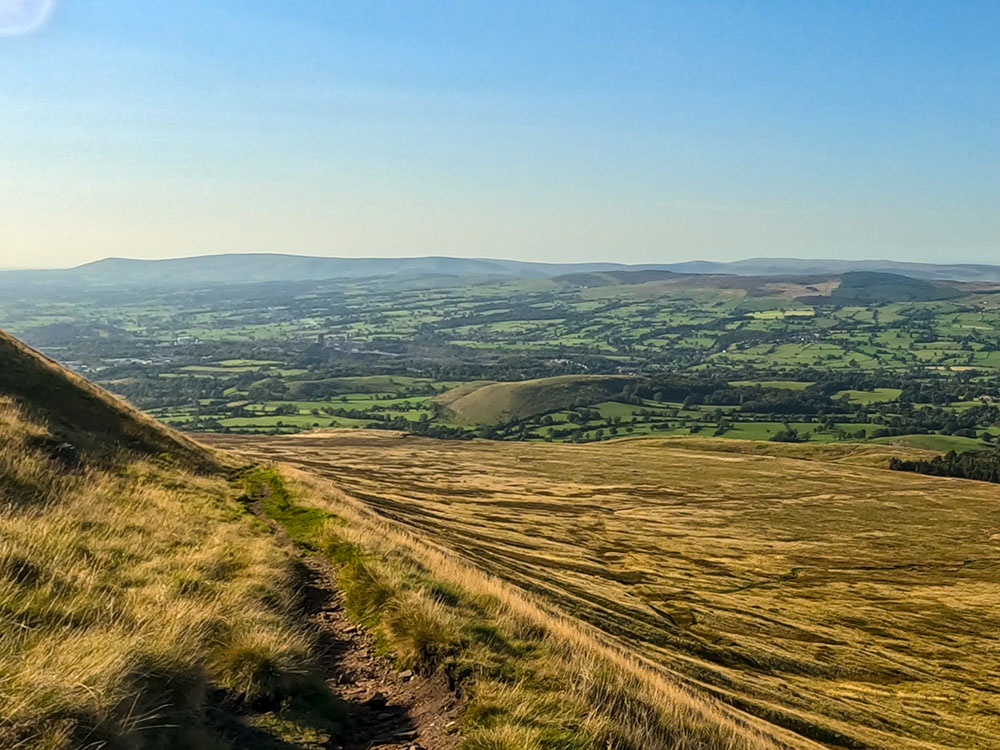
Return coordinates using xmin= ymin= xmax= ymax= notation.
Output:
xmin=553 ymin=268 xmax=971 ymax=302
xmin=6 ymin=323 xmax=1000 ymax=749
xmin=806 ymin=270 xmax=962 ymax=303
xmin=4 ymin=252 xmax=1000 ymax=289
xmin=0 ymin=254 xmax=631 ymax=288
xmin=434 ymin=374 xmax=639 ymax=425
xmin=665 ymin=257 xmax=1000 ymax=282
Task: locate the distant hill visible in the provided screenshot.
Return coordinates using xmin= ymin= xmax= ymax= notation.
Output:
xmin=435 ymin=374 xmax=638 ymax=425
xmin=554 ymin=268 xmax=971 ymax=303
xmin=4 ymin=253 xmax=1000 ymax=288
xmin=804 ymin=271 xmax=962 ymax=304
xmin=665 ymin=257 xmax=1000 ymax=282
xmin=3 ymin=254 xmax=632 ymax=288
xmin=0 ymin=329 xmax=213 ymax=467
xmin=553 ymin=269 xmax=680 ymax=286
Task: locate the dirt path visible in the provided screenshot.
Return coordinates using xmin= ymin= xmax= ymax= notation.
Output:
xmin=249 ymin=499 xmax=463 ymax=750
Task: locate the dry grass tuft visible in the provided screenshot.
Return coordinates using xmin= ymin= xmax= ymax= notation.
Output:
xmin=383 ymin=590 xmax=460 ymax=671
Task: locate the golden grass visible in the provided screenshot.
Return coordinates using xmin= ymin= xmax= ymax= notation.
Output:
xmin=242 ymin=462 xmax=809 ymax=750
xmin=0 ymin=330 xmax=214 ymax=468
xmin=0 ymin=400 xmax=318 ymax=748
xmin=209 ymin=429 xmax=1000 ymax=750
xmin=638 ymin=434 xmax=942 ymax=465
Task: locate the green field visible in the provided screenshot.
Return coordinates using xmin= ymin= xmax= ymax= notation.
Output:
xmin=833 ymin=387 xmax=902 ymax=404
xmin=1 ymin=270 xmax=997 ymax=449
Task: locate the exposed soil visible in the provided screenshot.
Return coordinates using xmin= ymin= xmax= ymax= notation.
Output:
xmin=246 ymin=498 xmax=463 ymax=750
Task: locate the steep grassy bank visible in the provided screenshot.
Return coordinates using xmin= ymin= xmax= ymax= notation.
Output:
xmin=240 ymin=464 xmax=804 ymax=750
xmin=0 ymin=330 xmax=213 ymax=468
xmin=0 ymin=398 xmax=338 ymax=748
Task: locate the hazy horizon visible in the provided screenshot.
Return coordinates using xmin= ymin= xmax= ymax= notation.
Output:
xmin=7 ymin=249 xmax=1000 ymax=274
xmin=1 ymin=1 xmax=997 ymax=269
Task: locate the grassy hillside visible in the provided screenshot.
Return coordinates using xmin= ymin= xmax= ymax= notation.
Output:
xmin=0 ymin=330 xmax=213 ymax=468
xmin=553 ymin=268 xmax=968 ymax=304
xmin=803 ymin=271 xmax=960 ymax=303
xmin=0 ymin=398 xmax=331 ymax=748
xmin=210 ymin=430 xmax=1000 ymax=750
xmin=0 ymin=332 xmax=347 ymax=748
xmin=226 ymin=456 xmax=804 ymax=750
xmin=435 ymin=375 xmax=638 ymax=425
xmin=1 ymin=329 xmax=805 ymax=749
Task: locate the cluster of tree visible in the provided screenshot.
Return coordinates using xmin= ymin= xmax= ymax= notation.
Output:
xmin=769 ymin=426 xmax=810 ymax=443
xmin=877 ymin=403 xmax=998 ymax=437
xmin=898 ymin=380 xmax=998 ymax=405
xmin=106 ymin=374 xmax=228 ymax=408
xmin=366 ymin=416 xmax=472 ymax=440
xmin=889 ymin=450 xmax=1000 ymax=484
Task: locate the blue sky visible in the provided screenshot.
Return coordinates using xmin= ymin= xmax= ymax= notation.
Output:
xmin=1 ymin=0 xmax=997 ymax=268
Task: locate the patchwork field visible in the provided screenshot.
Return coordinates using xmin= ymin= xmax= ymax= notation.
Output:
xmin=206 ymin=431 xmax=1000 ymax=750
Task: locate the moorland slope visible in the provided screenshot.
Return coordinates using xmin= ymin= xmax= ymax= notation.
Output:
xmin=0 ymin=335 xmax=326 ymax=747
xmin=0 ymin=329 xmax=212 ymax=466
xmin=208 ymin=429 xmax=1000 ymax=750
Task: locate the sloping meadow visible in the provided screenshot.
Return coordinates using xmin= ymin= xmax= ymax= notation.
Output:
xmin=0 ymin=399 xmax=330 ymax=748
xmin=210 ymin=430 xmax=1000 ymax=750
xmin=234 ymin=460 xmax=804 ymax=750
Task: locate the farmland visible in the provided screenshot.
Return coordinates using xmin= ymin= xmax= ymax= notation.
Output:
xmin=205 ymin=430 xmax=1000 ymax=750
xmin=2 ymin=269 xmax=999 ymax=448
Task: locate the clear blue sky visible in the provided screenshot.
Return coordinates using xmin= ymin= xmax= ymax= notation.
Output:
xmin=1 ymin=0 xmax=997 ymax=268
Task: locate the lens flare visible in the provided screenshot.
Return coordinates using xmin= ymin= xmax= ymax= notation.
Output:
xmin=0 ymin=0 xmax=54 ymax=35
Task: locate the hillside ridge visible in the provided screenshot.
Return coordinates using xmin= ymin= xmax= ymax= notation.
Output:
xmin=0 ymin=328 xmax=213 ymax=467
xmin=4 ymin=253 xmax=1000 ymax=287
xmin=435 ymin=374 xmax=639 ymax=426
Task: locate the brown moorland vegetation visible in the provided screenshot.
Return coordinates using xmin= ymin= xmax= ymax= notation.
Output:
xmin=1 ymin=330 xmax=808 ymax=749
xmin=238 ymin=464 xmax=808 ymax=750
xmin=207 ymin=430 xmax=1000 ymax=750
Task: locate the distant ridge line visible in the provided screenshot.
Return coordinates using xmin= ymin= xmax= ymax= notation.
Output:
xmin=3 ymin=253 xmax=999 ymax=287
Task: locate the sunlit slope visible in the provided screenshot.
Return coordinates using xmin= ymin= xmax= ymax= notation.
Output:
xmin=0 ymin=329 xmax=213 ymax=467
xmin=208 ymin=430 xmax=1000 ymax=750
xmin=435 ymin=374 xmax=637 ymax=425
xmin=0 ymin=333 xmax=317 ymax=748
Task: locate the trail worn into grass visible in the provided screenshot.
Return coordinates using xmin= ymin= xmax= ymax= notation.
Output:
xmin=246 ymin=493 xmax=462 ymax=750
